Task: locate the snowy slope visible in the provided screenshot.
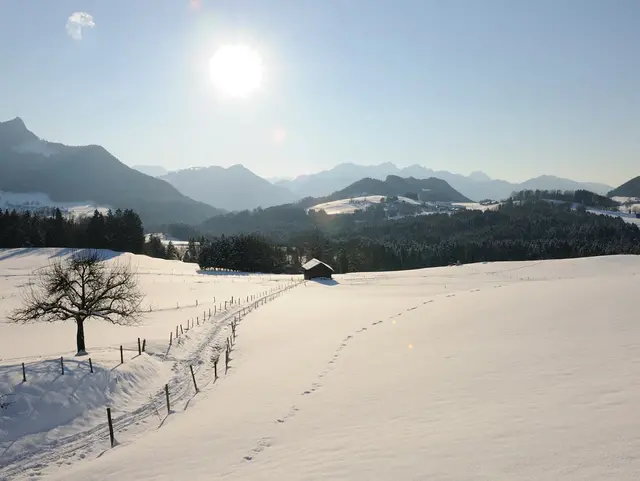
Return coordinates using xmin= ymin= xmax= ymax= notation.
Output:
xmin=0 ymin=249 xmax=300 ymax=477
xmin=310 ymin=195 xmax=421 ymax=215
xmin=453 ymin=201 xmax=502 ymax=212
xmin=586 ymin=208 xmax=640 ymax=225
xmin=0 ymin=191 xmax=109 ymax=217
xmin=7 ymin=255 xmax=637 ymax=480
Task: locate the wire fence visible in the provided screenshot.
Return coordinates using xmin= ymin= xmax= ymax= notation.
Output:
xmin=0 ymin=280 xmax=304 ymax=473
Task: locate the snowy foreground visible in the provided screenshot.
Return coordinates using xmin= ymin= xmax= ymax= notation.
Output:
xmin=3 ymin=251 xmax=640 ymax=479
xmin=0 ymin=248 xmax=298 ymax=479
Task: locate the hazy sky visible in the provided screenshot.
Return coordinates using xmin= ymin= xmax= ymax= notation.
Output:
xmin=0 ymin=0 xmax=638 ymax=186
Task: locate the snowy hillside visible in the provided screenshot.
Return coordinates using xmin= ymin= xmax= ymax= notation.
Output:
xmin=0 ymin=249 xmax=299 ymax=478
xmin=453 ymin=201 xmax=502 ymax=212
xmin=3 ymin=251 xmax=640 ymax=479
xmin=586 ymin=207 xmax=640 ymax=225
xmin=0 ymin=191 xmax=109 ymax=217
xmin=310 ymin=195 xmax=422 ymax=215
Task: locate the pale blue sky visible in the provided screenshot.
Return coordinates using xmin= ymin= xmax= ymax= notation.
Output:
xmin=0 ymin=0 xmax=638 ymax=185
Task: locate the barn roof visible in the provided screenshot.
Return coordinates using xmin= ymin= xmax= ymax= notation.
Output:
xmin=301 ymin=258 xmax=334 ymax=271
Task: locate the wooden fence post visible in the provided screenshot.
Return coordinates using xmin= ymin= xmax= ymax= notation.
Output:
xmin=107 ymin=408 xmax=115 ymax=447
xmin=89 ymin=357 xmax=94 ymax=373
xmin=214 ymin=358 xmax=218 ymax=379
xmin=120 ymin=345 xmax=124 ymax=364
xmin=170 ymin=331 xmax=173 ymax=345
xmin=138 ymin=337 xmax=142 ymax=355
xmin=190 ymin=365 xmax=198 ymax=393
xmin=165 ymin=384 xmax=171 ymax=414
xmin=176 ymin=325 xmax=179 ymax=338
xmin=225 ymin=348 xmax=229 ymax=374
xmin=180 ymin=324 xmax=184 ymax=334
xmin=142 ymin=339 xmax=146 ymax=352
xmin=22 ymin=362 xmax=26 ymax=382
xmin=60 ymin=356 xmax=64 ymax=375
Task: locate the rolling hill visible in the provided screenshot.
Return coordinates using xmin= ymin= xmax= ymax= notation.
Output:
xmin=0 ymin=118 xmax=222 ymax=227
xmin=608 ymin=176 xmax=640 ymax=198
xmin=325 ymin=175 xmax=472 ymax=203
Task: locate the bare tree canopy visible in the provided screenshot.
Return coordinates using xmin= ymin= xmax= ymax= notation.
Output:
xmin=9 ymin=250 xmax=144 ymax=355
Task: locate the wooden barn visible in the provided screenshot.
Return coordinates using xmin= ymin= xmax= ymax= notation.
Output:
xmin=301 ymin=258 xmax=334 ymax=280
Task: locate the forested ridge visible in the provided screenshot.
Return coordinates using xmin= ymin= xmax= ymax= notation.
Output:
xmin=1 ymin=195 xmax=639 ymax=274
xmin=0 ymin=208 xmax=145 ymax=254
xmin=196 ymin=199 xmax=640 ymax=274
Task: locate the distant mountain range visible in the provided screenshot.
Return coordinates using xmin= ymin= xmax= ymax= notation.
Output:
xmin=0 ymin=118 xmax=222 ymax=227
xmin=133 ymin=161 xmax=616 ymax=210
xmin=158 ymin=165 xmax=298 ymax=212
xmin=323 ymin=175 xmax=471 ymax=204
xmin=275 ymin=162 xmax=613 ymax=201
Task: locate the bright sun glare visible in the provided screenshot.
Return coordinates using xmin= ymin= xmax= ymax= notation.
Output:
xmin=209 ymin=45 xmax=264 ymax=99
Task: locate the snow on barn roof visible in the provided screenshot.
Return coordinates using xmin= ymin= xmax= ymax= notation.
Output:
xmin=301 ymin=258 xmax=334 ymax=271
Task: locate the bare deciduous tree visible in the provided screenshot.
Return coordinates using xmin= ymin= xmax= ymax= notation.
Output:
xmin=9 ymin=250 xmax=144 ymax=355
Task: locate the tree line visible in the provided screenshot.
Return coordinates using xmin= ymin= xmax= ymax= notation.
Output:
xmin=0 ymin=208 xmax=145 ymax=254
xmin=510 ymin=189 xmax=618 ymax=209
xmin=186 ymin=200 xmax=640 ymax=274
xmin=3 ymin=195 xmax=639 ymax=276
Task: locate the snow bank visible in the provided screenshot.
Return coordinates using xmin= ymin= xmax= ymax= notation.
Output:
xmin=28 ymin=255 xmax=640 ymax=481
xmin=0 ymin=354 xmax=171 ymax=457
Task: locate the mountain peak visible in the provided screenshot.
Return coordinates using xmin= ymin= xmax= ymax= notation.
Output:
xmin=227 ymin=163 xmax=250 ymax=172
xmin=1 ymin=116 xmax=26 ymax=128
xmin=468 ymin=171 xmax=492 ymax=182
xmin=0 ymin=116 xmax=38 ymax=146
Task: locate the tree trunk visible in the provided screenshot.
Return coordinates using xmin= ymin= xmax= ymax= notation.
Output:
xmin=76 ymin=318 xmax=87 ymax=355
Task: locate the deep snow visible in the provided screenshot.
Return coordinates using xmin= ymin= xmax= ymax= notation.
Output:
xmin=0 ymin=249 xmax=299 ymax=478
xmin=2 ymin=252 xmax=638 ymax=479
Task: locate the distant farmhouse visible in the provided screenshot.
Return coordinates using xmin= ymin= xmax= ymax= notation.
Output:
xmin=301 ymin=258 xmax=334 ymax=280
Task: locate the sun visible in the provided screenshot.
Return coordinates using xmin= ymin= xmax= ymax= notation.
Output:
xmin=209 ymin=45 xmax=264 ymax=99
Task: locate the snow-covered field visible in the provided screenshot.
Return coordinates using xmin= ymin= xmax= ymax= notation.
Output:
xmin=585 ymin=207 xmax=640 ymax=225
xmin=453 ymin=201 xmax=502 ymax=212
xmin=0 ymin=191 xmax=109 ymax=217
xmin=310 ymin=195 xmax=421 ymax=215
xmin=144 ymin=233 xmax=189 ymax=246
xmin=611 ymin=196 xmax=640 ymax=204
xmin=3 ymin=250 xmax=640 ymax=479
xmin=0 ymin=249 xmax=299 ymax=478
xmin=458 ymin=200 xmax=640 ymax=225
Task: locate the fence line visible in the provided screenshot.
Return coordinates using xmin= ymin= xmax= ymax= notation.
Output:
xmin=2 ymin=279 xmax=304 ymax=461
